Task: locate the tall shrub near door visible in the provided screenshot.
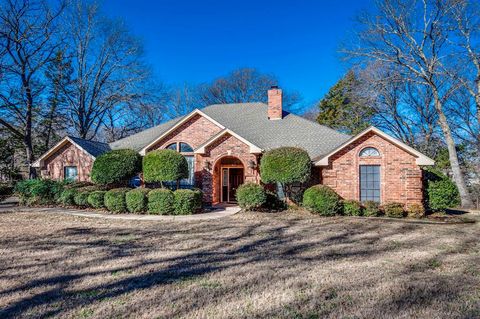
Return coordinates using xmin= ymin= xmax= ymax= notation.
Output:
xmin=91 ymin=149 xmax=141 ymax=186
xmin=143 ymin=149 xmax=188 ymax=187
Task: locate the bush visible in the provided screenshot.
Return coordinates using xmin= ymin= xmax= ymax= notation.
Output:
xmin=91 ymin=149 xmax=141 ymax=185
xmin=192 ymin=188 xmax=203 ymax=212
xmin=74 ymin=191 xmax=90 ymax=207
xmin=263 ymin=191 xmax=287 ymax=211
xmin=15 ymin=179 xmax=64 ymax=205
xmin=104 ymin=188 xmax=130 ymax=213
xmin=235 ymin=183 xmax=266 ymax=211
xmin=407 ymin=203 xmax=425 ymax=218
xmin=148 ymin=189 xmax=174 ymax=214
xmin=302 ymin=185 xmax=341 ymax=216
xmin=363 ymin=201 xmax=381 ymax=217
xmin=59 ymin=188 xmax=78 ymax=206
xmin=427 ymin=179 xmax=460 ymax=212
xmin=260 ymin=147 xmax=311 ymax=202
xmin=87 ymin=191 xmax=106 ymax=209
xmin=143 ymin=150 xmax=188 ymax=184
xmin=343 ymin=200 xmax=363 ymax=216
xmin=126 ymin=188 xmax=150 ymax=213
xmin=173 ymin=189 xmax=202 ymax=215
xmin=383 ymin=202 xmax=405 ymax=218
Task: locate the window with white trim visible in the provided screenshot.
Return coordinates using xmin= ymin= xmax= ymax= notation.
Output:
xmin=360 ymin=165 xmax=380 ymax=202
xmin=359 ymin=147 xmax=380 ymax=157
xmin=64 ymin=166 xmax=78 ymax=181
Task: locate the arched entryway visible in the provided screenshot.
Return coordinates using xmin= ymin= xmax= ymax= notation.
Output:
xmin=213 ymin=156 xmax=245 ymax=203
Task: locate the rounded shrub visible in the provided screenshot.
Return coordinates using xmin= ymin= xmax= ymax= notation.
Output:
xmin=302 ymin=185 xmax=341 ymax=216
xmin=143 ymin=150 xmax=188 ymax=184
xmin=126 ymin=188 xmax=150 ymax=213
xmin=74 ymin=191 xmax=90 ymax=207
xmin=363 ymin=201 xmax=381 ymax=217
xmin=407 ymin=203 xmax=425 ymax=218
xmin=383 ymin=202 xmax=405 ymax=218
xmin=263 ymin=190 xmax=287 ymax=211
xmin=173 ymin=189 xmax=202 ymax=215
xmin=104 ymin=188 xmax=130 ymax=213
xmin=235 ymin=183 xmax=266 ymax=211
xmin=260 ymin=147 xmax=311 ymax=184
xmin=427 ymin=179 xmax=460 ymax=212
xmin=59 ymin=188 xmax=78 ymax=206
xmin=87 ymin=191 xmax=106 ymax=209
xmin=147 ymin=189 xmax=174 ymax=214
xmin=91 ymin=149 xmax=141 ymax=185
xmin=343 ymin=200 xmax=363 ymax=216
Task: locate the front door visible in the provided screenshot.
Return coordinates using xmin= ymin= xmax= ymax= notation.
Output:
xmin=221 ymin=167 xmax=244 ymax=203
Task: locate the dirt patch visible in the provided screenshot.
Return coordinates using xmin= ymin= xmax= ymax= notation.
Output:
xmin=0 ymin=210 xmax=479 ymax=318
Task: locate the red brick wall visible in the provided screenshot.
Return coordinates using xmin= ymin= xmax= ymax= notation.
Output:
xmin=41 ymin=142 xmax=94 ymax=182
xmin=320 ymin=132 xmax=423 ymax=207
xmin=147 ymin=114 xmax=222 ymax=151
xmin=196 ymin=133 xmax=260 ymax=203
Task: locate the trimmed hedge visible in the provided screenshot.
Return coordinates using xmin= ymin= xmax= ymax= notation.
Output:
xmin=383 ymin=202 xmax=405 ymax=218
xmin=343 ymin=200 xmax=363 ymax=216
xmin=363 ymin=201 xmax=381 ymax=217
xmin=143 ymin=150 xmax=188 ymax=184
xmin=74 ymin=191 xmax=90 ymax=207
xmin=104 ymin=188 xmax=130 ymax=213
xmin=91 ymin=149 xmax=141 ymax=185
xmin=236 ymin=183 xmax=266 ymax=211
xmin=174 ymin=189 xmax=202 ymax=215
xmin=302 ymin=185 xmax=341 ymax=216
xmin=126 ymin=188 xmax=150 ymax=213
xmin=88 ymin=191 xmax=106 ymax=209
xmin=59 ymin=188 xmax=78 ymax=206
xmin=260 ymin=147 xmax=311 ymax=185
xmin=424 ymin=168 xmax=460 ymax=212
xmin=148 ymin=189 xmax=174 ymax=214
xmin=15 ymin=179 xmax=66 ymax=205
xmin=407 ymin=203 xmax=425 ymax=218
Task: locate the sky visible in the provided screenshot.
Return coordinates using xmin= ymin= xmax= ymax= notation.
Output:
xmin=103 ymin=0 xmax=371 ymax=109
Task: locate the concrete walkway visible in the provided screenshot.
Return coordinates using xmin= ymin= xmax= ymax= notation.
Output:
xmin=0 ymin=198 xmax=241 ymax=221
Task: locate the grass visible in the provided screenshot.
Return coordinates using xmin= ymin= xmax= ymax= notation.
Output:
xmin=0 ymin=209 xmax=479 ymax=318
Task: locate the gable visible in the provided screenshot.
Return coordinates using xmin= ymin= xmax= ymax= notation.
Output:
xmin=315 ymin=127 xmax=434 ymax=166
xmin=33 ymin=137 xmax=99 ymax=168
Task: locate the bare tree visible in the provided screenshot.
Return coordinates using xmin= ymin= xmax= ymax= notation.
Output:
xmin=344 ymin=0 xmax=474 ymax=207
xmin=0 ymin=0 xmax=64 ymax=178
xmin=197 ymin=68 xmax=302 ymax=110
xmin=62 ymin=1 xmax=151 ymax=140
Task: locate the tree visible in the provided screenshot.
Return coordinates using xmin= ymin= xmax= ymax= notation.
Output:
xmin=260 ymin=147 xmax=311 ymax=203
xmin=316 ymin=70 xmax=374 ymax=134
xmin=91 ymin=149 xmax=141 ymax=185
xmin=142 ymin=150 xmax=188 ymax=188
xmin=62 ymin=1 xmax=154 ymax=139
xmin=0 ymin=0 xmax=65 ymax=177
xmin=344 ymin=0 xmax=474 ymax=207
xmin=197 ymin=68 xmax=302 ymax=110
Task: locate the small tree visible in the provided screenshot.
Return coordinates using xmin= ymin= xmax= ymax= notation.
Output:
xmin=91 ymin=149 xmax=142 ymax=185
xmin=143 ymin=149 xmax=188 ymax=188
xmin=260 ymin=147 xmax=311 ymax=203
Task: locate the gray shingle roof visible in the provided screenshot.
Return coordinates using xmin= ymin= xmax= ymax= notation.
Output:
xmin=107 ymin=102 xmax=351 ymax=159
xmin=69 ymin=136 xmax=111 ymax=157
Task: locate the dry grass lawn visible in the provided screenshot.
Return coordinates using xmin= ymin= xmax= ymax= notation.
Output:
xmin=0 ymin=210 xmax=479 ymax=318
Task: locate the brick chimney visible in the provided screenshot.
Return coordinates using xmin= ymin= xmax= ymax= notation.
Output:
xmin=268 ymin=86 xmax=282 ymax=120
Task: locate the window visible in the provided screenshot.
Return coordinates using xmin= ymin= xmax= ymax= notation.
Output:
xmin=359 ymin=147 xmax=380 ymax=157
xmin=64 ymin=166 xmax=78 ymax=181
xmin=164 ymin=142 xmax=195 ymax=188
xmin=360 ymin=165 xmax=380 ymax=202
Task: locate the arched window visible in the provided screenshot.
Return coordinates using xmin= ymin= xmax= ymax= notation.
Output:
xmin=163 ymin=142 xmax=195 ymax=187
xmin=359 ymin=147 xmax=380 ymax=157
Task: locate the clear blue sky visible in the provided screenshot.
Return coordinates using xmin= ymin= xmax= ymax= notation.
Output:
xmin=104 ymin=0 xmax=370 ymax=108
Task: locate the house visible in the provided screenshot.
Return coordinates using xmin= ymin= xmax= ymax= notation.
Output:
xmin=33 ymin=87 xmax=434 ymax=207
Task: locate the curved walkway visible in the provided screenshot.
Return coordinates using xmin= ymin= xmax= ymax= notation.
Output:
xmin=0 ymin=198 xmax=241 ymax=221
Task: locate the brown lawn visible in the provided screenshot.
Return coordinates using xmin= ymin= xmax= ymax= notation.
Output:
xmin=0 ymin=210 xmax=479 ymax=318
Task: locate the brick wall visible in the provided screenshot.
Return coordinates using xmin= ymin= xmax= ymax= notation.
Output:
xmin=320 ymin=131 xmax=423 ymax=207
xmin=42 ymin=142 xmax=94 ymax=182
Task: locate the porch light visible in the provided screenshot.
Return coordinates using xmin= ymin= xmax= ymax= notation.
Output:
xmin=204 ymin=160 xmax=211 ymax=171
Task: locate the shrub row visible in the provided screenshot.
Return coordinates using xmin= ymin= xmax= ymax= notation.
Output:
xmin=302 ymin=185 xmax=425 ymax=218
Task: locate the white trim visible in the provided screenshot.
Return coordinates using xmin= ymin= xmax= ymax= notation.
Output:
xmin=314 ymin=126 xmax=435 ymax=166
xmin=139 ymin=109 xmax=225 ymax=155
xmin=32 ymin=137 xmax=96 ymax=168
xmin=194 ymin=128 xmax=263 ymax=154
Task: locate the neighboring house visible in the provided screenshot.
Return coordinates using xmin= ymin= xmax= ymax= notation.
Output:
xmin=33 ymin=87 xmax=434 ymax=207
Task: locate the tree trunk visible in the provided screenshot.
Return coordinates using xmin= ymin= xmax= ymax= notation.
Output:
xmin=22 ymin=75 xmax=36 ymax=179
xmin=432 ymin=89 xmax=473 ymax=208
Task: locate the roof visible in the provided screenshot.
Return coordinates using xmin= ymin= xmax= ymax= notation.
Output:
xmin=314 ymin=126 xmax=435 ymax=166
xmin=110 ymin=102 xmax=351 ymax=159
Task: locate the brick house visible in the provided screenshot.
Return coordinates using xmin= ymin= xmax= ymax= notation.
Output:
xmin=33 ymin=87 xmax=434 ymax=207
